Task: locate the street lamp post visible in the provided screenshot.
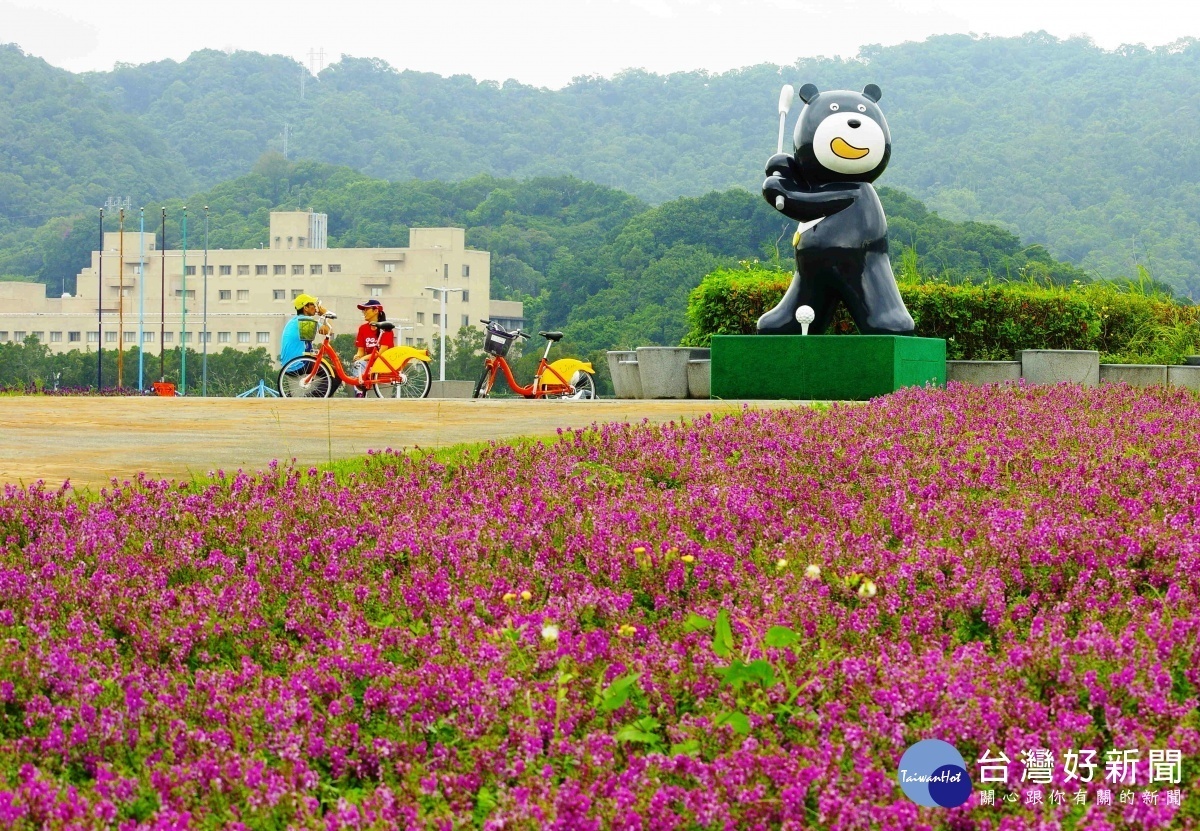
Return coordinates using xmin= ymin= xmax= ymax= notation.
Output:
xmin=423 ymin=286 xmax=463 ymax=382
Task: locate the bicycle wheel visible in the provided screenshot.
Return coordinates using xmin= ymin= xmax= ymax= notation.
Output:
xmin=370 ymin=359 xmax=432 ymax=399
xmin=569 ymin=371 xmax=596 ymax=400
xmin=473 ymin=364 xmax=496 ymax=399
xmin=277 ymin=356 xmax=334 ymax=398
xmin=545 ymin=370 xmax=596 ymax=400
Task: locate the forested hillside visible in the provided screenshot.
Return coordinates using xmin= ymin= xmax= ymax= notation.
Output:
xmin=12 ymin=160 xmax=1087 ymax=366
xmin=2 ymin=35 xmax=1198 ymax=294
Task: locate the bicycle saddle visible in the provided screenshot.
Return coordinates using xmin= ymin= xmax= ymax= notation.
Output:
xmin=375 ymin=321 xmax=395 ymax=331
xmin=539 ymin=331 xmax=564 ymax=342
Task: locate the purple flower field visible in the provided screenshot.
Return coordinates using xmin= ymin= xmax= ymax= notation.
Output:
xmin=1 ymin=383 xmax=1198 ymax=829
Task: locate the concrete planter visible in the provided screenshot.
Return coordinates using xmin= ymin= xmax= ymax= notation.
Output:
xmin=946 ymin=360 xmax=1021 ymax=385
xmin=687 ymin=360 xmax=711 ymax=399
xmin=1185 ymin=356 xmax=1200 ymax=367
xmin=431 ymin=380 xmax=475 ymax=399
xmin=635 ymin=347 xmax=691 ymax=399
xmin=606 ymin=351 xmax=642 ymax=399
xmin=1020 ymin=350 xmax=1099 ymax=386
xmin=1168 ymin=365 xmax=1200 ymax=392
xmin=1099 ymin=364 xmax=1168 ymax=387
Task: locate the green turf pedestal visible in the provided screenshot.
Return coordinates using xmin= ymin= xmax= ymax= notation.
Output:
xmin=710 ymin=335 xmax=946 ymax=400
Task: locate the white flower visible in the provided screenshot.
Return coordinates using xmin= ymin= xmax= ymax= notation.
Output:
xmin=541 ymin=624 xmax=560 ymax=642
xmin=857 ymin=579 xmax=878 ymax=599
xmin=804 ymin=564 xmax=822 ymax=581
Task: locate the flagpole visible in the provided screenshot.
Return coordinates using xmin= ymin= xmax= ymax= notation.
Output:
xmin=118 ymin=208 xmax=125 ymax=389
xmin=202 ymin=206 xmax=209 ymax=397
xmin=159 ymin=208 xmax=166 ymax=382
xmin=138 ymin=207 xmax=146 ymax=390
xmin=97 ymin=208 xmax=103 ymax=390
xmin=181 ymin=206 xmax=188 ymax=396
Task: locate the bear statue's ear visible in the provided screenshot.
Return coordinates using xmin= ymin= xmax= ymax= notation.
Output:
xmin=862 ymin=84 xmax=882 ymax=102
xmin=798 ymin=83 xmax=819 ymax=103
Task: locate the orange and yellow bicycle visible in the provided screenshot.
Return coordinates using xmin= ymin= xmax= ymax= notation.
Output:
xmin=472 ymin=319 xmax=595 ymax=400
xmin=278 ymin=314 xmax=433 ymax=398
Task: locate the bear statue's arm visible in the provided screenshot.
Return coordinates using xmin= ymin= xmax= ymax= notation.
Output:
xmin=762 ymin=174 xmax=855 ymax=222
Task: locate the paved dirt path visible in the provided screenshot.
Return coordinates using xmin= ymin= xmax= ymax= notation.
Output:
xmin=0 ymin=397 xmax=803 ymax=489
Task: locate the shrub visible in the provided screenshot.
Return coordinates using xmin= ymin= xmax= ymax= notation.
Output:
xmin=684 ymin=263 xmax=1200 ymax=362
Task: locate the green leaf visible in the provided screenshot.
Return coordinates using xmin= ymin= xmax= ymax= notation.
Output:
xmin=713 ymin=710 xmax=751 ymax=735
xmin=713 ymin=609 xmax=734 ymax=658
xmin=669 ymin=739 xmax=700 ymax=757
xmin=615 ymin=716 xmax=662 ymax=745
xmin=683 ymin=613 xmax=712 ymax=633
xmin=599 ymin=672 xmax=641 ymax=712
xmin=717 ymin=659 xmax=776 ymax=690
xmin=764 ymin=625 xmax=800 ymax=649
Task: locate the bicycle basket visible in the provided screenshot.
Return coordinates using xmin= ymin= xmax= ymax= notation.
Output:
xmin=484 ymin=328 xmax=515 ymax=357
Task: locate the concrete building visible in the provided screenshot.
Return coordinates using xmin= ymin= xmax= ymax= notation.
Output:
xmin=0 ymin=211 xmax=521 ymax=359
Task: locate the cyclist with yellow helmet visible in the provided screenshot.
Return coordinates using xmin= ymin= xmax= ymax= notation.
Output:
xmin=279 ymin=294 xmax=330 ymax=365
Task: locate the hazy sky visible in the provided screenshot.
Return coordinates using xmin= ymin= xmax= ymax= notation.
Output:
xmin=4 ymin=0 xmax=1198 ymax=88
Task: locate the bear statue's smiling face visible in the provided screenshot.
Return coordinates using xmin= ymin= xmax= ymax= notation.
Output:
xmin=792 ymin=85 xmax=891 ymax=185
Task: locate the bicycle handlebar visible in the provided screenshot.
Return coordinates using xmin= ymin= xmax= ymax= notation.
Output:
xmin=480 ymin=319 xmax=530 ymax=339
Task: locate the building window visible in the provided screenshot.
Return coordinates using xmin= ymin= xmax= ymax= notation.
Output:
xmin=383 ymin=263 xmax=395 ymax=273
xmin=14 ymin=331 xmax=27 ymax=341
xmin=443 ymin=264 xmax=449 ymax=279
xmin=274 ymin=236 xmax=281 ymax=249
xmin=462 ymin=264 xmax=470 ymax=277
xmin=181 ymin=332 xmax=192 ymax=343
xmin=237 ymin=265 xmax=249 ymax=276
xmin=256 ymin=265 xmax=268 ymax=275
xmin=287 ymin=236 xmax=293 ymax=249
xmin=237 ymin=290 xmax=249 ymax=301
xmin=218 ymin=332 xmax=230 ymax=344
xmin=105 ymin=331 xmax=117 ymax=343
xmin=461 ymin=314 xmax=470 ymax=328
xmin=184 ymin=265 xmax=196 ymax=276
xmin=0 ymin=331 xmax=8 ymax=341
xmin=274 ymin=265 xmax=286 ymax=275
xmin=404 ymin=337 xmax=414 ymax=346
xmin=50 ymin=331 xmax=62 ymax=343
xmin=162 ymin=332 xmax=173 ymax=344
xmin=31 ymin=331 xmax=43 ymax=342
xmin=416 ymin=312 xmax=425 ymax=324
xmin=461 ymin=290 xmax=470 ymax=302
xmin=433 ymin=314 xmax=441 ymax=326
xmin=124 ymin=331 xmax=136 ymax=343
xmin=203 ymin=265 xmax=214 ymax=276
xmin=219 ymin=265 xmax=231 ymax=275
xmin=292 ymin=265 xmax=304 ymax=275
xmin=199 ymin=332 xmax=211 ymax=344
xmin=237 ymin=332 xmax=250 ymax=344
xmin=370 ymin=287 xmax=383 ymax=297
xmin=68 ymin=331 xmax=81 ymax=343
xmin=273 ymin=290 xmax=285 ymax=300
xmin=291 ymin=289 xmax=305 ymax=299
xmin=143 ymin=332 xmax=154 ymax=343
xmin=86 ymin=331 xmax=98 ymax=343
xmin=329 ymin=264 xmax=341 ymax=273
xmin=417 ymin=338 xmax=426 ymax=347
xmin=219 ymin=290 xmax=232 ymax=301
xmin=310 ymin=264 xmax=322 ymax=275
xmin=256 ymin=332 xmax=270 ymax=344
xmin=298 ymin=237 xmax=306 ymax=248
xmin=174 ymin=289 xmax=196 ymax=299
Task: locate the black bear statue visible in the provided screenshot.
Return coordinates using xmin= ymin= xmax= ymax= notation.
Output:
xmin=759 ymin=83 xmax=915 ymax=336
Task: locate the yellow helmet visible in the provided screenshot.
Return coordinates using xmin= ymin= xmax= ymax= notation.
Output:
xmin=293 ymin=293 xmax=319 ymax=311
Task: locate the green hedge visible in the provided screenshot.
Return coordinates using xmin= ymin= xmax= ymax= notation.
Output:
xmin=683 ymin=264 xmax=1200 ymax=363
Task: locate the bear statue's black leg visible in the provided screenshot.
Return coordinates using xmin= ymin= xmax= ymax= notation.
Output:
xmin=837 ymin=252 xmax=915 ymax=335
xmin=756 ymin=265 xmax=840 ymax=335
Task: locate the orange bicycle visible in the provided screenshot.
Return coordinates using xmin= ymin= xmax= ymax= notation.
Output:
xmin=278 ymin=314 xmax=433 ymax=398
xmin=472 ymin=319 xmax=595 ymax=400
